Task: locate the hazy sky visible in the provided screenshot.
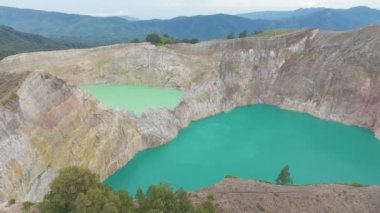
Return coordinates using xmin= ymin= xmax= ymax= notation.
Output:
xmin=0 ymin=0 xmax=379 ymax=19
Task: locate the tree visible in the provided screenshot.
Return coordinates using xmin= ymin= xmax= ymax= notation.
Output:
xmin=190 ymin=38 xmax=199 ymax=44
xmin=116 ymin=191 xmax=136 ymax=213
xmin=145 ymin=33 xmax=161 ymax=44
xmin=136 ymin=188 xmax=147 ymax=213
xmin=40 ymin=167 xmax=136 ymax=213
xmin=136 ymin=183 xmax=215 ymax=213
xmin=275 ymin=165 xmax=293 ymax=185
xmin=73 ymin=187 xmax=119 ymax=213
xmin=176 ymin=188 xmax=195 ymax=213
xmin=226 ymin=32 xmax=235 ymax=39
xmin=239 ymin=30 xmax=248 ymax=38
xmin=40 ymin=166 xmax=101 ymax=213
xmin=138 ymin=183 xmax=179 ymax=212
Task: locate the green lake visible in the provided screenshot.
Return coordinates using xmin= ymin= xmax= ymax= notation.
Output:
xmin=104 ymin=104 xmax=380 ymax=194
xmin=82 ymin=84 xmax=183 ymax=115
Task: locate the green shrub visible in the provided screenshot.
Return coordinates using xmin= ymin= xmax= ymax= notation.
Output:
xmin=207 ymin=194 xmax=214 ymax=201
xmin=239 ymin=30 xmax=248 ymax=38
xmin=22 ymin=201 xmax=34 ymax=212
xmin=8 ymin=198 xmax=16 ymax=206
xmin=226 ymin=32 xmax=235 ymax=39
xmin=224 ymin=174 xmax=239 ymax=179
xmin=2 ymin=92 xmax=18 ymax=107
xmin=256 ymin=203 xmax=265 ymax=211
xmin=144 ymin=33 xmax=199 ymax=45
xmin=337 ymin=182 xmax=368 ymax=187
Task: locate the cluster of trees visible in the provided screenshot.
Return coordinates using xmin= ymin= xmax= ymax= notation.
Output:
xmin=135 ymin=183 xmax=214 ymax=213
xmin=226 ymin=30 xmax=248 ymax=39
xmin=136 ymin=30 xmax=266 ymax=45
xmin=39 ymin=167 xmax=215 ymax=213
xmin=132 ymin=33 xmax=199 ymax=45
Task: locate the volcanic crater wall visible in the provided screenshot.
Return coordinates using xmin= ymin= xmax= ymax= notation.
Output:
xmin=0 ymin=26 xmax=379 ymax=202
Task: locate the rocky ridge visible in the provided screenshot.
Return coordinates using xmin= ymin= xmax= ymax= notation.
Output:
xmin=0 ymin=26 xmax=379 ymax=202
xmin=190 ymin=178 xmax=380 ymax=213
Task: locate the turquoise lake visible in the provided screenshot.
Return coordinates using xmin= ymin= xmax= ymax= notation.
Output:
xmin=105 ymin=104 xmax=380 ymax=194
xmin=82 ymin=84 xmax=183 ymax=115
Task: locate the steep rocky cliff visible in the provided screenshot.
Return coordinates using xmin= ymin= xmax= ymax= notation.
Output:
xmin=0 ymin=26 xmax=379 ymax=202
xmin=0 ymin=72 xmax=145 ymax=202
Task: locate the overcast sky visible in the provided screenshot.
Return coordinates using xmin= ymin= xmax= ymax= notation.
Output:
xmin=0 ymin=0 xmax=379 ymax=19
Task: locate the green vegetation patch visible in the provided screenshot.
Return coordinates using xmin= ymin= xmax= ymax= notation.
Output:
xmin=22 ymin=201 xmax=34 ymax=212
xmin=2 ymin=92 xmax=18 ymax=107
xmin=224 ymin=174 xmax=239 ymax=179
xmin=256 ymin=203 xmax=265 ymax=211
xmin=8 ymin=198 xmax=16 ymax=206
xmin=144 ymin=33 xmax=199 ymax=45
xmin=39 ymin=166 xmax=215 ymax=213
xmin=337 ymin=182 xmax=369 ymax=187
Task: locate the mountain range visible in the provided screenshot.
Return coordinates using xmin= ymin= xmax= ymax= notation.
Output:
xmin=238 ymin=8 xmax=326 ymax=20
xmin=0 ymin=5 xmax=379 ymax=58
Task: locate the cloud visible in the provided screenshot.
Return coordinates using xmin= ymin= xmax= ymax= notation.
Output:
xmin=87 ymin=11 xmax=133 ymax=17
xmin=297 ymin=0 xmax=319 ymax=8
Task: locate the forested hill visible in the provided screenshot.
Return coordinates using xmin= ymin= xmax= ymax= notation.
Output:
xmin=0 ymin=6 xmax=380 ymax=46
xmin=0 ymin=25 xmax=84 ymax=60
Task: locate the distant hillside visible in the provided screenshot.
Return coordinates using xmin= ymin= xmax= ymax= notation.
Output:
xmin=280 ymin=6 xmax=380 ymax=30
xmin=0 ymin=6 xmax=138 ymax=45
xmin=239 ymin=8 xmax=326 ymax=20
xmin=0 ymin=6 xmax=380 ymax=46
xmin=133 ymin=14 xmax=279 ymax=40
xmin=0 ymin=7 xmax=277 ymax=45
xmin=0 ymin=25 xmax=84 ymax=60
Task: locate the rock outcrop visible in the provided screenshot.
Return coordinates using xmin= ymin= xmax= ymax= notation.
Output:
xmin=0 ymin=26 xmax=379 ymax=202
xmin=0 ymin=72 xmax=144 ymax=202
xmin=190 ymin=178 xmax=380 ymax=213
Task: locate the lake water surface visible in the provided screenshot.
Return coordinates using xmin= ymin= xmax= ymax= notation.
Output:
xmin=105 ymin=104 xmax=380 ymax=194
xmin=82 ymin=84 xmax=183 ymax=115
xmin=84 ymin=84 xmax=380 ymax=193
